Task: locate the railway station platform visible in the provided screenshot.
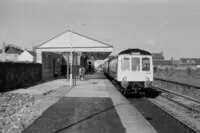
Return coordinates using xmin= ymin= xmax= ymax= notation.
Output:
xmin=23 ymin=73 xmax=157 ymax=133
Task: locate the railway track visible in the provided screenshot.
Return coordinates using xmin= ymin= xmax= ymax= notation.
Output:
xmin=147 ymin=85 xmax=200 ymax=133
xmin=150 ymin=85 xmax=200 ymax=113
xmin=109 ymin=77 xmax=200 ymax=133
xmin=145 ymin=97 xmax=199 ymax=133
xmin=159 ymin=94 xmax=200 ymax=114
xmin=129 ymin=96 xmax=200 ymax=133
xmin=151 ymin=85 xmax=200 ymax=104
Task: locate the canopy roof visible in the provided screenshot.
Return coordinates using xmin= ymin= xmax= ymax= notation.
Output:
xmin=37 ymin=30 xmax=113 ymax=53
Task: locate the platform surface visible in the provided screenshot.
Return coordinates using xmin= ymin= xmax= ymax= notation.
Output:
xmin=23 ymin=73 xmax=157 ymax=133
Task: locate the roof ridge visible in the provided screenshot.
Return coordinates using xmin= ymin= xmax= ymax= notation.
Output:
xmin=36 ymin=30 xmax=113 ymax=48
xmin=70 ymin=30 xmax=113 ymax=48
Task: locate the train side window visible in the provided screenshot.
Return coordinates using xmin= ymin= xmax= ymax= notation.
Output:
xmin=132 ymin=58 xmax=140 ymax=71
xmin=121 ymin=57 xmax=130 ymax=71
xmin=142 ymin=58 xmax=150 ymax=71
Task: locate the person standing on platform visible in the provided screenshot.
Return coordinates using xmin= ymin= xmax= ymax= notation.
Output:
xmin=81 ymin=67 xmax=86 ymax=80
xmin=79 ymin=66 xmax=82 ymax=80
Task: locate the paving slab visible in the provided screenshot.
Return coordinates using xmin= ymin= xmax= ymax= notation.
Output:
xmin=105 ymin=79 xmax=158 ymax=133
xmin=23 ymin=97 xmax=125 ymax=133
xmin=65 ymin=79 xmax=110 ymax=98
xmin=21 ymin=73 xmax=158 ymax=133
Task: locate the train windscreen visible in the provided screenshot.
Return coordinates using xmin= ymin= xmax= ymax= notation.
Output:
xmin=132 ymin=58 xmax=140 ymax=71
xmin=121 ymin=57 xmax=130 ymax=71
xmin=142 ymin=57 xmax=150 ymax=71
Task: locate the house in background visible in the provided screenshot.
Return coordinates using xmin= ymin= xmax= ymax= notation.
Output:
xmin=152 ymin=51 xmax=164 ymax=61
xmin=152 ymin=51 xmax=165 ymax=67
xmin=18 ymin=50 xmax=36 ymax=62
xmin=153 ymin=60 xmax=172 ymax=68
xmin=180 ymin=58 xmax=200 ymax=69
xmin=0 ymin=44 xmax=23 ymax=62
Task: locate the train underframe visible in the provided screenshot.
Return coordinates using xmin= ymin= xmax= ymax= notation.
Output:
xmin=105 ymin=73 xmax=151 ymax=97
xmin=120 ymin=81 xmax=147 ymax=97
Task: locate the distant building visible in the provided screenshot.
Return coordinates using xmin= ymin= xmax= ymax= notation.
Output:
xmin=18 ymin=50 xmax=36 ymax=62
xmin=0 ymin=44 xmax=23 ymax=62
xmin=172 ymin=60 xmax=182 ymax=66
xmin=36 ymin=30 xmax=112 ymax=80
xmin=180 ymin=58 xmax=200 ymax=68
xmin=152 ymin=51 xmax=164 ymax=61
xmin=152 ymin=51 xmax=166 ymax=68
xmin=153 ymin=60 xmax=172 ymax=66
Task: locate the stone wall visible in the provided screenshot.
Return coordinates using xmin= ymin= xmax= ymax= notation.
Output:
xmin=0 ymin=62 xmax=42 ymax=92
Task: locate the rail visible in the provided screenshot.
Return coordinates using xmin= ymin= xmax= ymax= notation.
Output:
xmin=151 ymin=85 xmax=200 ymax=104
xmin=146 ymin=98 xmax=199 ymax=133
xmin=150 ymin=85 xmax=200 ymax=132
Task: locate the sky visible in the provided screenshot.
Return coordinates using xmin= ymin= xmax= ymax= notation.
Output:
xmin=0 ymin=0 xmax=200 ymax=59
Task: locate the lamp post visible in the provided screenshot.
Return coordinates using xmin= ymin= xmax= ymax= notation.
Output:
xmin=69 ymin=23 xmax=86 ymax=86
xmin=70 ymin=27 xmax=73 ymax=86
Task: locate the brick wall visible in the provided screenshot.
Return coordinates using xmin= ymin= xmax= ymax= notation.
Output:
xmin=0 ymin=62 xmax=42 ymax=92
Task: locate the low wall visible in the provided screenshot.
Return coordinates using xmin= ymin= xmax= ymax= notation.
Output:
xmin=0 ymin=62 xmax=42 ymax=92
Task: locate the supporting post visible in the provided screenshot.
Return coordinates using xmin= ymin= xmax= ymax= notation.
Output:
xmin=70 ymin=29 xmax=73 ymax=86
xmin=73 ymin=52 xmax=76 ymax=86
xmin=70 ymin=54 xmax=73 ymax=86
xmin=66 ymin=52 xmax=69 ymax=79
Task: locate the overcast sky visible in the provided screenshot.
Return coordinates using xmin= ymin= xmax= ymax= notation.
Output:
xmin=0 ymin=0 xmax=200 ymax=59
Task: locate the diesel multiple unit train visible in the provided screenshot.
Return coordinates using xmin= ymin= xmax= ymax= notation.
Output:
xmin=103 ymin=48 xmax=153 ymax=97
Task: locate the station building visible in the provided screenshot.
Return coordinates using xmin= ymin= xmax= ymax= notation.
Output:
xmin=36 ymin=30 xmax=113 ymax=80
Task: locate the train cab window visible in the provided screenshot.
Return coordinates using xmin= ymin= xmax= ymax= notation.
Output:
xmin=132 ymin=58 xmax=140 ymax=71
xmin=121 ymin=57 xmax=130 ymax=71
xmin=142 ymin=58 xmax=150 ymax=71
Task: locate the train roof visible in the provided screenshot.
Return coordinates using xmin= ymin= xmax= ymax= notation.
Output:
xmin=119 ymin=48 xmax=151 ymax=55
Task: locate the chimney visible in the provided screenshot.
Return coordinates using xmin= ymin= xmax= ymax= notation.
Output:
xmin=32 ymin=46 xmax=36 ymax=52
xmin=2 ymin=42 xmax=6 ymax=54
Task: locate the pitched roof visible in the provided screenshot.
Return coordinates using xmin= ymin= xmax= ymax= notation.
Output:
xmin=27 ymin=50 xmax=36 ymax=56
xmin=37 ymin=30 xmax=113 ymax=49
xmin=0 ymin=44 xmax=23 ymax=54
xmin=152 ymin=53 xmax=164 ymax=60
xmin=180 ymin=58 xmax=200 ymax=65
